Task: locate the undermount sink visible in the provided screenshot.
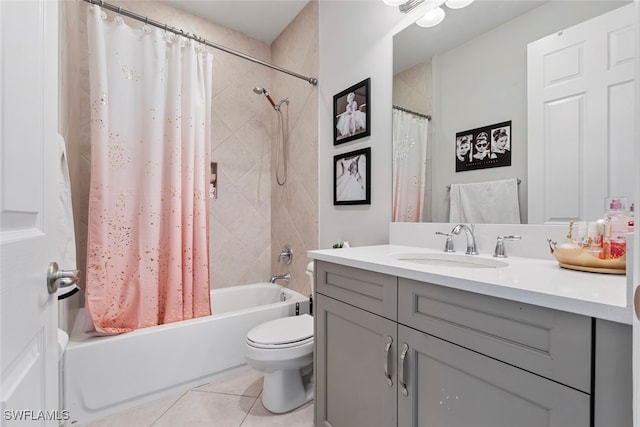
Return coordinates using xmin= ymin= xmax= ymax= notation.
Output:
xmin=390 ymin=252 xmax=508 ymax=269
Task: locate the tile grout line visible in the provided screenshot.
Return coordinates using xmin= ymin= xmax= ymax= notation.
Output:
xmin=149 ymin=390 xmax=190 ymax=427
xmin=238 ymin=395 xmax=261 ymax=427
xmin=190 ymin=388 xmax=263 ymax=399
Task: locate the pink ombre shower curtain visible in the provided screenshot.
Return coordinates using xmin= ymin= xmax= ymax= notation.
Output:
xmin=392 ymin=108 xmax=429 ymax=222
xmin=86 ymin=6 xmax=213 ymax=334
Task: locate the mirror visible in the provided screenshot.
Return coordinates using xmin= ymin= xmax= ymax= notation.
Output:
xmin=392 ymin=0 xmax=633 ymax=224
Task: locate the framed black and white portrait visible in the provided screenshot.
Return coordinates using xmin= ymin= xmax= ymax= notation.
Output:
xmin=455 ymin=120 xmax=512 ymax=172
xmin=333 ymin=147 xmax=371 ymax=205
xmin=333 ymin=78 xmax=370 ymax=145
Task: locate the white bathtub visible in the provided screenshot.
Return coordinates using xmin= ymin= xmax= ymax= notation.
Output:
xmin=63 ymin=283 xmax=309 ymax=426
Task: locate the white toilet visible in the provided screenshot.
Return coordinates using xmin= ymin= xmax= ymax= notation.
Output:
xmin=244 ymin=262 xmax=315 ymax=413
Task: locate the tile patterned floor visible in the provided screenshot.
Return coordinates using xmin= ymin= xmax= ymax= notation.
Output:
xmin=84 ymin=366 xmax=314 ymax=427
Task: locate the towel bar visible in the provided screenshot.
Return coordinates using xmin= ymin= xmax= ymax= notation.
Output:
xmin=447 ymin=178 xmax=521 ymax=191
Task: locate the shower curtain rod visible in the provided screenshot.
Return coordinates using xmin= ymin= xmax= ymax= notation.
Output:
xmin=393 ymin=105 xmax=431 ymax=120
xmin=83 ymin=0 xmax=318 ymax=86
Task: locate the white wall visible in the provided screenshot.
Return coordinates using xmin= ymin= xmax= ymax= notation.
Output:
xmin=318 ymin=1 xmax=416 ymax=249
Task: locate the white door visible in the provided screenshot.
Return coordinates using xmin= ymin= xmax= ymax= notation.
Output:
xmin=0 ymin=1 xmax=61 ymax=425
xmin=528 ymin=3 xmax=636 ymax=224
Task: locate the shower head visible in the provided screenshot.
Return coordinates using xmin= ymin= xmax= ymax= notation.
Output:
xmin=253 ymin=86 xmax=276 ymax=109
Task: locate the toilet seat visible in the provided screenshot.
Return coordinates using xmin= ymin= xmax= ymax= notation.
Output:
xmin=247 ymin=314 xmax=313 ymax=349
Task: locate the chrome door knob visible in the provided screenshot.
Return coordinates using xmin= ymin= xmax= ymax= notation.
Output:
xmin=47 ymin=262 xmax=80 ymax=294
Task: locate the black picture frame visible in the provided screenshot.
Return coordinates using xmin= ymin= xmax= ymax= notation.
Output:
xmin=333 ymin=147 xmax=371 ymax=205
xmin=333 ymin=78 xmax=371 ymax=145
xmin=455 ymin=120 xmax=512 ymax=172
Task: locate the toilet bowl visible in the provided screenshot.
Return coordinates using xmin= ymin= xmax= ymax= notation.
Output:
xmin=244 ymin=262 xmax=315 ymax=413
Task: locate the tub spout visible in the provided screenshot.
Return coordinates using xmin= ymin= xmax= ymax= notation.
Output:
xmin=270 ymin=273 xmax=291 ymax=284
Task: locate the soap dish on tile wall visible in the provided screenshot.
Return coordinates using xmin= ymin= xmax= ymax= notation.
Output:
xmin=547 ymin=239 xmax=626 ymax=275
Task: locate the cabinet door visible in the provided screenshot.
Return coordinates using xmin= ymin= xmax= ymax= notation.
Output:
xmin=397 ymin=325 xmax=590 ymax=427
xmin=315 ymin=294 xmax=397 ymax=427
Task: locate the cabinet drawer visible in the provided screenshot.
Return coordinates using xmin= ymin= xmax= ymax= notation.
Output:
xmin=316 ymin=261 xmax=397 ymax=320
xmin=398 ymin=278 xmax=592 ymax=393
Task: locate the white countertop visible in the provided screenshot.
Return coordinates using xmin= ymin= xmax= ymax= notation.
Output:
xmin=308 ymin=244 xmax=633 ymax=325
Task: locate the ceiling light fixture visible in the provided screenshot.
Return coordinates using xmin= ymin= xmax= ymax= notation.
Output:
xmin=385 ymin=0 xmax=474 ymax=28
xmin=398 ymin=0 xmax=426 ymax=13
xmin=444 ymin=0 xmax=474 ymax=9
xmin=416 ymin=6 xmax=445 ymax=27
xmin=382 ymin=0 xmax=408 ymax=6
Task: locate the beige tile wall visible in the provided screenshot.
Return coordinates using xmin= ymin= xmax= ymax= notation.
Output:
xmin=61 ymin=0 xmax=318 ymax=312
xmin=270 ymin=1 xmax=319 ymax=297
xmin=393 ymin=62 xmax=432 ymax=117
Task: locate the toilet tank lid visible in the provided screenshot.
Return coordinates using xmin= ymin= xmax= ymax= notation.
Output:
xmin=247 ymin=314 xmax=313 ymax=345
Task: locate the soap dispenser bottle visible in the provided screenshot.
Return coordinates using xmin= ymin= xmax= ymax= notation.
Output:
xmin=605 ymin=197 xmax=628 ymax=259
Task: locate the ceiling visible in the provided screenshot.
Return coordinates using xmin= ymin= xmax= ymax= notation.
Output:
xmin=164 ymin=0 xmax=310 ymax=44
xmin=393 ymin=1 xmax=550 ymax=74
xmin=163 ymin=1 xmax=563 ymax=75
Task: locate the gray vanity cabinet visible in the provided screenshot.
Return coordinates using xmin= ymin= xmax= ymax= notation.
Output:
xmin=314 ymin=261 xmax=631 ymax=427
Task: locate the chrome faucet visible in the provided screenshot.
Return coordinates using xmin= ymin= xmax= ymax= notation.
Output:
xmin=450 ymin=224 xmax=479 ymax=255
xmin=270 ymin=273 xmax=291 ymax=284
xmin=435 ymin=231 xmax=455 ymax=252
xmin=493 ymin=235 xmax=521 ymax=258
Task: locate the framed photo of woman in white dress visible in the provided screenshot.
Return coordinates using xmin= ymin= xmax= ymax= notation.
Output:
xmin=333 ymin=78 xmax=370 ymax=145
xmin=334 ymin=147 xmax=371 ymax=205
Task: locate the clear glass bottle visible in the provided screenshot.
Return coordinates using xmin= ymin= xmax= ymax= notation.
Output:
xmin=604 ymin=197 xmax=629 ymax=259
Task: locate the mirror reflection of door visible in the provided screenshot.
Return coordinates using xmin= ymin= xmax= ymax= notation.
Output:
xmin=528 ymin=3 xmax=636 ymax=224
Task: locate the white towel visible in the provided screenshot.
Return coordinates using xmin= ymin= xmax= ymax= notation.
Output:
xmin=56 ymin=134 xmax=79 ymax=300
xmin=449 ymin=178 xmax=521 ymax=224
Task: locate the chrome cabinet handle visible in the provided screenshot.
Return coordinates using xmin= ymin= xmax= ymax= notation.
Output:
xmin=47 ymin=262 xmax=80 ymax=294
xmin=384 ymin=336 xmax=393 ymax=387
xmin=400 ymin=343 xmax=409 ymax=396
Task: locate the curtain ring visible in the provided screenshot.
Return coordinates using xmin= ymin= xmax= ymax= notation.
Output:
xmin=194 ymin=34 xmax=203 ymax=48
xmin=144 ymin=16 xmax=149 ymax=26
xmin=99 ymin=0 xmax=104 ymax=7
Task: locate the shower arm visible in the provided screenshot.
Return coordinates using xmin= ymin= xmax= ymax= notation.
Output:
xmin=264 ymin=93 xmax=276 ymax=108
xmin=254 ymin=87 xmax=289 ymax=111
